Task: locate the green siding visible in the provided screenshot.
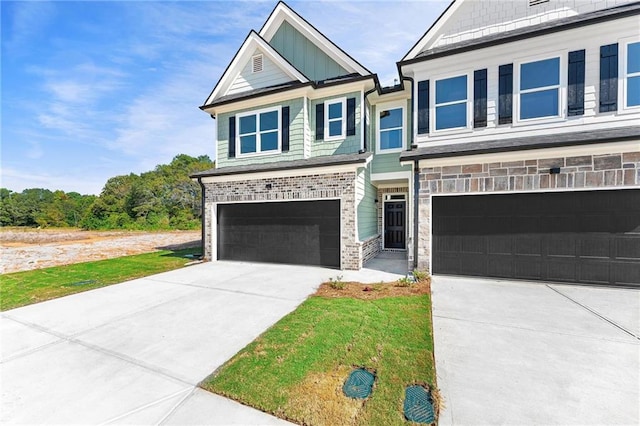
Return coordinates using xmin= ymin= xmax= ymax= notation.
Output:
xmin=217 ymin=98 xmax=305 ymax=168
xmin=370 ymin=99 xmax=412 ymax=175
xmin=270 ymin=21 xmax=349 ymax=81
xmin=311 ymin=91 xmax=361 ymax=157
xmin=357 ymin=167 xmax=378 ymax=240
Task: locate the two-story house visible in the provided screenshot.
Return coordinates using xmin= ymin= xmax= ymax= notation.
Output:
xmin=192 ymin=2 xmax=413 ymax=270
xmin=399 ymin=0 xmax=640 ymax=286
xmin=193 ymin=0 xmax=640 ymax=287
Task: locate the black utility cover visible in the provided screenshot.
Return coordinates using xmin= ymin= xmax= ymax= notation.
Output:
xmin=217 ymin=200 xmax=340 ymax=268
xmin=432 ymin=190 xmax=640 ymax=287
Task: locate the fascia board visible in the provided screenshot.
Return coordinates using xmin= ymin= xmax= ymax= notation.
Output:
xmin=402 ymin=0 xmax=462 ymax=61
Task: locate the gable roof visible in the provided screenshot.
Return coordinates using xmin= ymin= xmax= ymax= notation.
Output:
xmin=203 ymin=30 xmax=310 ymax=106
xmin=259 ymin=1 xmax=371 ymax=77
xmin=402 ymin=0 xmax=461 ymax=61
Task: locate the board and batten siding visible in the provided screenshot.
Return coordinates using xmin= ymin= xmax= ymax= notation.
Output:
xmin=227 ymin=49 xmax=294 ymax=96
xmin=270 ymin=20 xmax=349 ymax=81
xmin=370 ymin=100 xmax=412 ymax=175
xmin=411 ymin=15 xmax=640 ymax=147
xmin=216 ymin=98 xmax=305 ymax=168
xmin=310 ymin=91 xmax=362 ymax=157
xmin=356 ymin=167 xmax=378 ymax=240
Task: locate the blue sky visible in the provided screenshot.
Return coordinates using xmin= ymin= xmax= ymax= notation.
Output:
xmin=1 ymin=0 xmax=449 ymax=195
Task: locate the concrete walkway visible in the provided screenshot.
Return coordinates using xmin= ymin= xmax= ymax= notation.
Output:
xmin=431 ymin=276 xmax=640 ymax=425
xmin=1 ymin=258 xmax=406 ymax=425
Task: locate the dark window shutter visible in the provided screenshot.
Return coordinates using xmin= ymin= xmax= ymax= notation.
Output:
xmin=417 ymin=80 xmax=429 ymax=134
xmin=474 ymin=69 xmax=488 ymax=128
xmin=228 ymin=116 xmax=236 ymax=158
xmin=498 ymin=64 xmax=513 ymax=124
xmin=281 ymin=106 xmax=290 ymax=152
xmin=568 ymin=49 xmax=585 ymax=116
xmin=599 ymin=43 xmax=618 ymax=113
xmin=346 ymin=97 xmax=356 ymax=136
xmin=315 ymin=103 xmax=324 ymax=140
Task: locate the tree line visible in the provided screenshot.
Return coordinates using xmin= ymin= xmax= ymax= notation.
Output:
xmin=0 ymin=154 xmax=214 ymax=230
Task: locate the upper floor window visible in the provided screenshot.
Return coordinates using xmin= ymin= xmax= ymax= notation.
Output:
xmin=377 ymin=102 xmax=404 ymax=153
xmin=625 ymin=41 xmax=640 ymax=108
xmin=435 ymin=75 xmax=468 ymax=130
xmin=237 ymin=107 xmax=280 ymax=155
xmin=519 ymin=57 xmax=560 ymax=120
xmin=325 ymin=98 xmax=346 ymax=140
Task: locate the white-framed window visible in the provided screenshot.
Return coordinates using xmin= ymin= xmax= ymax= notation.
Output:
xmin=434 ymin=74 xmax=469 ymax=131
xmin=236 ymin=107 xmax=280 ymax=156
xmin=376 ymin=100 xmax=404 ymax=153
xmin=623 ymin=40 xmax=640 ymax=109
xmin=324 ymin=97 xmax=346 ymax=140
xmin=518 ymin=56 xmax=561 ymax=120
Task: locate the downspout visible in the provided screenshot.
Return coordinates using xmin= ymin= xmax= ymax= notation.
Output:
xmin=401 ymin=75 xmax=420 ymax=270
xmin=362 ymin=85 xmax=378 ymax=152
xmin=196 ymin=177 xmax=206 ymax=261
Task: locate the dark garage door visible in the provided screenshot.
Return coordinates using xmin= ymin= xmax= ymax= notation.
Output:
xmin=433 ymin=189 xmax=640 ymax=287
xmin=217 ymin=200 xmax=340 ymax=268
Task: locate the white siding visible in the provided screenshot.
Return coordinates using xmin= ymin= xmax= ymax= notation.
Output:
xmin=426 ymin=0 xmax=636 ymax=51
xmin=226 ymin=49 xmax=294 ymax=96
xmin=408 ymin=15 xmax=640 ymax=148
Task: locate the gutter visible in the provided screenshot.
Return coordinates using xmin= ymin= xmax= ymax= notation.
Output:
xmin=362 ymin=85 xmax=378 ymax=152
xmin=196 ymin=177 xmax=206 ymax=261
xmin=401 ymin=75 xmax=420 ymax=270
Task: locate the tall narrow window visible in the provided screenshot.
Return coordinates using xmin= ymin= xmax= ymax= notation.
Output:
xmin=519 ymin=57 xmax=560 ymax=120
xmin=237 ymin=108 xmax=280 ymax=155
xmin=324 ymin=98 xmax=346 ymax=140
xmin=378 ymin=105 xmax=404 ymax=152
xmin=625 ymin=42 xmax=640 ymax=108
xmin=435 ymin=75 xmax=468 ymax=130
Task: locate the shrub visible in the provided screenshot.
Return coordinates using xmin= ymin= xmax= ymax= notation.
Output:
xmin=412 ymin=269 xmax=430 ymax=282
xmin=395 ymin=276 xmax=414 ymax=287
xmin=328 ymin=275 xmax=345 ymax=290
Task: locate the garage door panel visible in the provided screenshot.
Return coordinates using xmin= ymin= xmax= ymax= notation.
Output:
xmin=433 ymin=189 xmax=640 ymax=287
xmin=217 ymin=200 xmax=340 ymax=268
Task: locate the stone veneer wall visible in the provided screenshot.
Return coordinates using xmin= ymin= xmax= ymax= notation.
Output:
xmin=361 ymin=234 xmax=381 ymax=265
xmin=416 ymin=151 xmax=640 ymax=271
xmin=203 ymin=171 xmax=362 ymax=270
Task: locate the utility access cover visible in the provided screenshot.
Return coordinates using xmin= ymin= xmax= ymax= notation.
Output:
xmin=342 ymin=368 xmax=375 ymax=399
xmin=403 ymin=385 xmax=435 ymax=424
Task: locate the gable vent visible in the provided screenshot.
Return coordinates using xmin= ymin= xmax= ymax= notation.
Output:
xmin=252 ymin=54 xmax=263 ymax=73
xmin=529 ymin=0 xmax=549 ymax=5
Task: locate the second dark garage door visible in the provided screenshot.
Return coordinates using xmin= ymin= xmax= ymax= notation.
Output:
xmin=432 ymin=189 xmax=640 ymax=287
xmin=217 ymin=200 xmax=340 ymax=268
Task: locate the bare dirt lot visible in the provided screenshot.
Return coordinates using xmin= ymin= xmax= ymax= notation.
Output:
xmin=0 ymin=228 xmax=200 ymax=274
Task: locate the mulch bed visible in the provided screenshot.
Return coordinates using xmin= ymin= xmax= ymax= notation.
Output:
xmin=314 ymin=278 xmax=431 ymax=300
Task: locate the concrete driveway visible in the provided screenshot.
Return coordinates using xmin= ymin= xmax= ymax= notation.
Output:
xmin=432 ymin=276 xmax=640 ymax=425
xmin=1 ymin=261 xmax=343 ymax=424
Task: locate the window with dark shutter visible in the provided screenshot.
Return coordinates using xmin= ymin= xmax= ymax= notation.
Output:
xmin=498 ymin=64 xmax=513 ymax=124
xmin=228 ymin=116 xmax=236 ymax=158
xmin=346 ymin=98 xmax=356 ymax=136
xmin=568 ymin=50 xmax=585 ymax=116
xmin=315 ymin=103 xmax=324 ymax=140
xmin=600 ymin=43 xmax=618 ymax=113
xmin=417 ymin=80 xmax=429 ymax=134
xmin=474 ymin=69 xmax=487 ymax=128
xmin=281 ymin=106 xmax=289 ymax=152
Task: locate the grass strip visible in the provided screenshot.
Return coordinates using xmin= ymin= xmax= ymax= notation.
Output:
xmin=0 ymin=247 xmax=200 ymax=311
xmin=201 ymin=292 xmax=435 ymax=425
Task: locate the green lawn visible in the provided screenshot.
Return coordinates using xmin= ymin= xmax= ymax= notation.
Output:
xmin=201 ymin=292 xmax=436 ymax=425
xmin=0 ymin=247 xmax=200 ymax=311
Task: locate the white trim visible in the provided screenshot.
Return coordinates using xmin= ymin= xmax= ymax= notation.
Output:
xmin=235 ymin=106 xmax=281 ymax=157
xmin=620 ymin=38 xmax=640 ymax=112
xmin=324 ymin=97 xmax=346 ymax=141
xmin=213 ymin=196 xmax=343 ymax=269
xmin=360 ymin=90 xmax=365 ymax=151
xmin=402 ymin=0 xmax=465 ymax=61
xmin=210 ymin=203 xmax=217 ymax=262
xmin=303 ymin=95 xmax=310 ymax=158
xmin=376 ymin=99 xmax=406 ymax=154
xmin=371 ymin=171 xmax=412 ymax=183
xmin=427 ymin=186 xmax=640 ymax=277
xmin=514 ymin=53 xmax=565 ymax=124
xmin=259 ymin=3 xmax=369 ymax=76
xmin=431 ymin=71 xmax=473 ymax=134
xmin=200 ymin=159 xmax=372 ymax=184
xmin=382 ymin=194 xmax=408 ymax=251
xmin=205 ymin=31 xmax=308 ymax=105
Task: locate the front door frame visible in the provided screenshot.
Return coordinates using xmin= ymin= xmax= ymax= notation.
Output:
xmin=382 ymin=193 xmax=407 ymax=250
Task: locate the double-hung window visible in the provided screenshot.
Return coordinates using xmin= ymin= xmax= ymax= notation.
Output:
xmin=325 ymin=98 xmax=346 ymax=140
xmin=624 ymin=41 xmax=640 ymax=108
xmin=435 ymin=75 xmax=468 ymax=130
xmin=237 ymin=108 xmax=280 ymax=155
xmin=519 ymin=57 xmax=561 ymax=120
xmin=377 ymin=102 xmax=404 ymax=152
